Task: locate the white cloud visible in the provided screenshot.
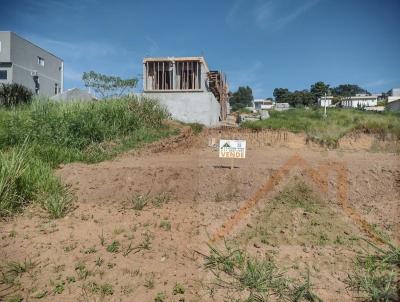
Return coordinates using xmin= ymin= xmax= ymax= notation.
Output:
xmin=274 ymin=0 xmax=321 ymax=29
xmin=227 ymin=0 xmax=322 ymax=31
xmin=144 ymin=36 xmax=160 ymax=55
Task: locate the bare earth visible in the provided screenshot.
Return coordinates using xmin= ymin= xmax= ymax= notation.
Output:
xmin=1 ymin=129 xmax=399 ymax=301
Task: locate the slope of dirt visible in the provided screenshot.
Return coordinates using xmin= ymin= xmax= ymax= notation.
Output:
xmin=1 ymin=130 xmax=399 ymax=301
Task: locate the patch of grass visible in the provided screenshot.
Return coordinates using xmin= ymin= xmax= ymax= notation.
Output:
xmin=0 ymin=143 xmax=29 ymax=216
xmin=292 ymin=271 xmax=324 ymax=302
xmin=0 ymin=259 xmax=36 ymax=285
xmin=0 ymin=96 xmax=174 ymax=217
xmin=85 ymin=281 xmax=114 ymax=296
xmin=113 ymin=227 xmax=125 ymax=235
xmin=347 ymin=239 xmax=399 ymax=301
xmin=0 ymin=142 xmax=73 ymax=218
xmin=154 ymin=291 xmax=166 ymax=302
xmin=40 ymin=187 xmax=74 ymax=219
xmin=6 ymin=294 xmax=23 ymax=302
xmin=241 ymin=108 xmax=400 ymax=148
xmin=98 ymin=230 xmax=106 ymax=246
xmin=144 ymin=273 xmax=155 ymax=289
xmin=202 ymin=244 xmax=322 ymax=301
xmin=159 ymin=220 xmax=171 ymax=231
xmin=121 ymin=284 xmax=135 ymax=295
xmin=131 ymin=195 xmax=149 ymax=211
xmin=95 ymin=257 xmax=104 ymax=267
xmin=53 ymin=281 xmax=65 ymax=294
xmin=66 ymin=276 xmax=76 ymax=283
xmin=152 ymin=193 xmax=171 ymax=208
xmin=186 ymin=122 xmax=204 ymax=134
xmin=172 ymin=283 xmax=185 ymax=295
xmin=106 ymin=240 xmax=120 ymax=253
xmin=63 ymin=242 xmax=77 ymax=252
xmin=239 ymin=179 xmax=357 ymax=247
xmin=84 ymin=246 xmax=97 ymax=254
xmin=74 ymin=261 xmax=91 ymax=280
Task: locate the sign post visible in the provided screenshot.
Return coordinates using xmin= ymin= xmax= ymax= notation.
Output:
xmin=219 ymin=139 xmax=246 ymax=169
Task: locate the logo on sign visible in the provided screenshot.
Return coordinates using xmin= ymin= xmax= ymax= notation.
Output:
xmin=219 ymin=139 xmax=246 ymax=159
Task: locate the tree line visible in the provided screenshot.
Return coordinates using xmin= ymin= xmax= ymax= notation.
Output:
xmin=229 ymin=82 xmax=370 ymax=111
xmin=273 ymin=82 xmax=370 ymax=107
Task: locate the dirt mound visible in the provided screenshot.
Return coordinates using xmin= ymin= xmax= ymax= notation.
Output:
xmin=1 ymin=130 xmax=399 ymax=301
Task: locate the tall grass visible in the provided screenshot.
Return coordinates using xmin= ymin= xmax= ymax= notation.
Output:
xmin=202 ymin=243 xmax=323 ymax=301
xmin=0 ymin=96 xmax=171 ymax=166
xmin=347 ymin=239 xmax=399 ymax=301
xmin=0 ymin=143 xmax=29 ymax=215
xmin=242 ymin=108 xmax=400 ymax=148
xmin=0 ymin=96 xmax=173 ymax=217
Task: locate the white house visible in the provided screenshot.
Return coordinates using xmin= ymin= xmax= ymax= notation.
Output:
xmin=253 ymin=99 xmax=274 ymax=110
xmin=341 ymin=94 xmax=378 ymax=108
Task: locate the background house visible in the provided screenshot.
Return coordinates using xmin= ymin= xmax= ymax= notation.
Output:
xmin=387 ymin=88 xmax=400 ymax=103
xmin=0 ymin=31 xmax=63 ymax=96
xmin=142 ymin=56 xmax=228 ymax=126
xmin=341 ymin=94 xmax=377 ymax=108
xmin=253 ymin=99 xmax=274 ymax=110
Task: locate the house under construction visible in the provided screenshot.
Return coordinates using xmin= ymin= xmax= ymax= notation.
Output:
xmin=142 ymin=57 xmax=229 ymax=126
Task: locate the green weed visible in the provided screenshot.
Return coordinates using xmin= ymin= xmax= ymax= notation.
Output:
xmin=106 ymin=240 xmax=120 ymax=253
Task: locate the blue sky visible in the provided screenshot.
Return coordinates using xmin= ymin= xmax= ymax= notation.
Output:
xmin=2 ymin=0 xmax=400 ymax=98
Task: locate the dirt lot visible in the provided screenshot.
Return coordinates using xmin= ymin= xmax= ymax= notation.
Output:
xmin=1 ymin=129 xmax=399 ymax=301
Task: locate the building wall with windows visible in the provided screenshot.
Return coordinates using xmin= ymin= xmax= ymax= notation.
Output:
xmin=0 ymin=31 xmax=63 ymax=96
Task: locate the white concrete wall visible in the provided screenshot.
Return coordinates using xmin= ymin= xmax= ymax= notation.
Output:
xmin=143 ymin=91 xmax=220 ymax=127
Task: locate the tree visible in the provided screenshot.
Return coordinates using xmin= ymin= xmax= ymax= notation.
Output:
xmin=82 ymin=71 xmax=138 ymax=99
xmin=310 ymin=81 xmax=330 ymax=101
xmin=229 ymin=86 xmax=254 ymax=111
xmin=331 ymin=84 xmax=369 ymax=97
xmin=286 ymin=90 xmax=315 ymax=107
xmin=273 ymin=88 xmax=290 ymax=103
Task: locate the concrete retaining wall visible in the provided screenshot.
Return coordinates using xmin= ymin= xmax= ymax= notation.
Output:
xmin=143 ymin=91 xmax=220 ymax=127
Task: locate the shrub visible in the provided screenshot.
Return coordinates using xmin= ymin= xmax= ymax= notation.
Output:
xmin=0 ymin=83 xmax=33 ymax=107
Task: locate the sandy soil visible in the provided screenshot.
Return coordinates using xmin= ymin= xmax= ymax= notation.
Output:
xmin=1 ymin=129 xmax=399 ymax=301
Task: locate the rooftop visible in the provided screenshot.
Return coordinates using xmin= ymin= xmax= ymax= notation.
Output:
xmin=0 ymin=31 xmax=63 ymax=61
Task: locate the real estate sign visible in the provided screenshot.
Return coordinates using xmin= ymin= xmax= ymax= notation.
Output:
xmin=219 ymin=139 xmax=246 ymax=159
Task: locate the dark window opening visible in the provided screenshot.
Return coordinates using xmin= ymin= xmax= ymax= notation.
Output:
xmin=176 ymin=61 xmax=200 ymax=90
xmin=0 ymin=70 xmax=7 ymax=80
xmin=146 ymin=61 xmax=173 ymax=90
xmin=55 ymin=83 xmax=58 ymax=95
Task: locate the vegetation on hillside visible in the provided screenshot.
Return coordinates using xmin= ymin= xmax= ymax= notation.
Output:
xmin=0 ymin=96 xmax=173 ymax=217
xmin=242 ymin=108 xmax=400 ymax=148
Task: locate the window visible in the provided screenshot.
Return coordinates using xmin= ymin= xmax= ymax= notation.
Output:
xmin=37 ymin=56 xmax=45 ymax=66
xmin=55 ymin=83 xmax=58 ymax=95
xmin=0 ymin=70 xmax=7 ymax=80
